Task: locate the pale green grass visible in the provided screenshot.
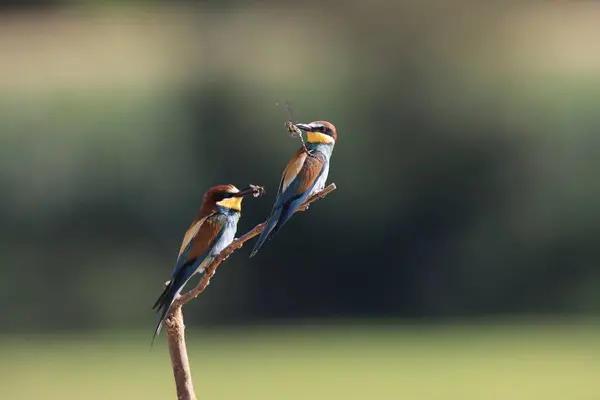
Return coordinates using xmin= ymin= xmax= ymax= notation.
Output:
xmin=1 ymin=323 xmax=600 ymax=400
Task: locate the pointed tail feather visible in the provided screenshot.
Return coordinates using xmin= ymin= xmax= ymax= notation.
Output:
xmin=152 ymin=283 xmax=170 ymax=311
xmin=150 ymin=283 xmax=178 ymax=349
xmin=150 ymin=302 xmax=172 ymax=349
xmin=265 ymin=203 xmax=297 ymax=239
xmin=250 ymin=208 xmax=282 ymax=258
xmin=150 ymin=269 xmax=198 ymax=349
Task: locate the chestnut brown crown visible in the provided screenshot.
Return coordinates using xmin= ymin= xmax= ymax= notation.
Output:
xmin=199 ymin=184 xmax=264 ymax=216
xmin=309 ymin=121 xmax=337 ymax=142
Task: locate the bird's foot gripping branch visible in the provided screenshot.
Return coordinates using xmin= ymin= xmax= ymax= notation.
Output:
xmin=163 ymin=183 xmax=337 ymax=400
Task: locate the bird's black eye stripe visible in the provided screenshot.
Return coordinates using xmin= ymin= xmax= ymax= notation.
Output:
xmin=318 ymin=125 xmax=332 ymax=136
xmin=214 ymin=192 xmax=232 ymax=201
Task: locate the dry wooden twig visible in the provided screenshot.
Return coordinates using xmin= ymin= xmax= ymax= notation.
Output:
xmin=164 ymin=183 xmax=337 ymax=400
xmin=164 ymin=307 xmax=196 ymax=400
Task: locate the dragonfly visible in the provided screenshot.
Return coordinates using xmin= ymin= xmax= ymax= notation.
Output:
xmin=276 ymin=100 xmax=310 ymax=154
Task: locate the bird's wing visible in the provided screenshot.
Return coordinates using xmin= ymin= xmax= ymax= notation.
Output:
xmin=178 ymin=215 xmax=210 ymax=256
xmin=274 ymin=150 xmax=327 ymax=208
xmin=170 ymin=213 xmax=226 ymax=279
xmin=278 ymin=149 xmax=307 ymax=194
xmin=294 ymin=152 xmax=327 ymax=195
xmin=249 ymin=150 xmax=327 ymax=257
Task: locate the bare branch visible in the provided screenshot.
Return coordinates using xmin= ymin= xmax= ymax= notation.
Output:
xmin=165 ymin=307 xmax=196 ymax=400
xmin=163 ymin=183 xmax=337 ymax=399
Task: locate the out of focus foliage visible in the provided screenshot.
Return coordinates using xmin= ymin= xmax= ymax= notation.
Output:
xmin=4 ymin=324 xmax=600 ymax=399
xmin=1 ymin=2 xmax=599 ymax=332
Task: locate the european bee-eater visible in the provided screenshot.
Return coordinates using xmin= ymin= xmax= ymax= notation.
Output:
xmin=250 ymin=121 xmax=337 ymax=257
xmin=152 ymin=184 xmax=263 ymax=342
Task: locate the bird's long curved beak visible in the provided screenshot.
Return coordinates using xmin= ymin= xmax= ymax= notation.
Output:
xmin=294 ymin=123 xmax=316 ymax=132
xmin=233 ymin=185 xmax=266 ymax=198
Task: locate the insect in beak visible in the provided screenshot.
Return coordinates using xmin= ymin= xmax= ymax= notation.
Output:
xmin=285 ymin=120 xmax=303 ymax=138
xmin=233 ymin=185 xmax=266 ymax=198
xmin=293 ymin=123 xmax=317 ymax=132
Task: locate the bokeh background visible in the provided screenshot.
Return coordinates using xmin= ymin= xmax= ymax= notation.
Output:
xmin=1 ymin=1 xmax=600 ymax=399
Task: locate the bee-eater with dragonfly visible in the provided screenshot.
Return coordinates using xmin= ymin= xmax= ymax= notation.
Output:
xmin=250 ymin=121 xmax=338 ymax=257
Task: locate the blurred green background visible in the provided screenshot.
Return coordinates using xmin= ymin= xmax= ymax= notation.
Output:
xmin=1 ymin=1 xmax=600 ymax=399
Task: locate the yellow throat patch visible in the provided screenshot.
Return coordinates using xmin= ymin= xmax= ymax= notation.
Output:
xmin=307 ymin=131 xmax=335 ymax=144
xmin=216 ymin=197 xmax=243 ymax=211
